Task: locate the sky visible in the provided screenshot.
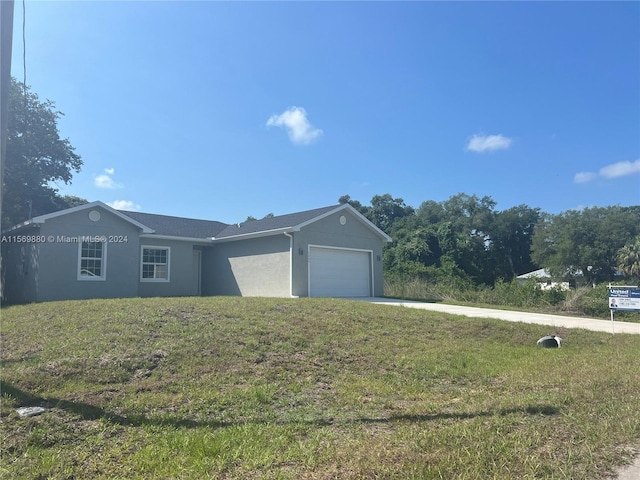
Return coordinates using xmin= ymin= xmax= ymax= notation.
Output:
xmin=9 ymin=1 xmax=640 ymax=224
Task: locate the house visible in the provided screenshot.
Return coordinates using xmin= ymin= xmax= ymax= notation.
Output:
xmin=1 ymin=201 xmax=391 ymax=303
xmin=516 ymin=268 xmax=575 ymax=291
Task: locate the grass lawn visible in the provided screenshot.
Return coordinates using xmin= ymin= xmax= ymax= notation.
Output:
xmin=1 ymin=297 xmax=639 ymax=479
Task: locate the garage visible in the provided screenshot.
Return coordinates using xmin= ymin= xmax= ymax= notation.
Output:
xmin=308 ymin=246 xmax=372 ymax=297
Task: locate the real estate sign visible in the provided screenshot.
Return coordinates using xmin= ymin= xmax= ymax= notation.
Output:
xmin=608 ymin=287 xmax=640 ymax=311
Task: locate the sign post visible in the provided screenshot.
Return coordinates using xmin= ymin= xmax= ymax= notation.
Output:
xmin=608 ymin=285 xmax=640 ymax=334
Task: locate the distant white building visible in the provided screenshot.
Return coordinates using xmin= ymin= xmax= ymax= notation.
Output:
xmin=516 ymin=268 xmax=577 ymax=291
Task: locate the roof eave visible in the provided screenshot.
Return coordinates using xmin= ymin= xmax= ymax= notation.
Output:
xmin=139 ymin=234 xmax=214 ymax=244
xmin=212 ymin=227 xmax=296 ymax=243
xmin=2 ymin=219 xmax=39 ymax=234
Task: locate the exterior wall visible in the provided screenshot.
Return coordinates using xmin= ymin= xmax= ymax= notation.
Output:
xmin=137 ymin=238 xmax=203 ymax=298
xmin=291 ymin=209 xmax=385 ymax=297
xmin=31 ymin=207 xmax=142 ymax=302
xmin=203 ymin=234 xmax=290 ymax=297
xmin=2 ymin=207 xmax=206 ymax=303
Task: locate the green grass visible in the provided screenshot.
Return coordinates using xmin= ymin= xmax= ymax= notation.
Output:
xmin=1 ymin=297 xmax=639 ymax=479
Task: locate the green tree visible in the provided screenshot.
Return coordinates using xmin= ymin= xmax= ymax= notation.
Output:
xmin=487 ymin=205 xmax=541 ymax=280
xmin=367 ymin=194 xmax=414 ymax=233
xmin=617 ymin=236 xmax=640 ymax=284
xmin=338 ymin=194 xmax=370 ymax=217
xmin=57 ymin=195 xmax=88 ymax=209
xmin=385 ymin=215 xmax=441 ymax=269
xmin=244 ymin=213 xmax=274 ymax=222
xmin=532 ymin=206 xmax=640 ymax=286
xmin=338 ymin=193 xmax=414 ymax=233
xmin=387 ymin=194 xmax=503 ymax=285
xmin=2 ymin=78 xmax=82 ymax=230
xmin=437 ymin=194 xmax=497 ymax=284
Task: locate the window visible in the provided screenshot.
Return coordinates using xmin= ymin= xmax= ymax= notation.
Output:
xmin=78 ymin=240 xmax=106 ymax=280
xmin=141 ymin=246 xmax=170 ymax=281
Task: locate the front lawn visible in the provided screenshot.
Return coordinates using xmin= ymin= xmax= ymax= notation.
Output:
xmin=1 ymin=297 xmax=639 ymax=479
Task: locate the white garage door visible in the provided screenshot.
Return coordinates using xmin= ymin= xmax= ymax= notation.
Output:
xmin=309 ymin=247 xmax=372 ymax=297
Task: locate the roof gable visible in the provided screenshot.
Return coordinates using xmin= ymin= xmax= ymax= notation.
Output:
xmin=4 ymin=201 xmax=154 ymax=233
xmin=215 ymin=205 xmax=339 ymax=239
xmin=214 ymin=204 xmax=392 ymax=242
xmin=298 ymin=204 xmax=392 ymax=242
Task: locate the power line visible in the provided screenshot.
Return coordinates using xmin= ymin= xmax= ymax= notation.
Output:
xmin=22 ymin=0 xmax=26 ymax=106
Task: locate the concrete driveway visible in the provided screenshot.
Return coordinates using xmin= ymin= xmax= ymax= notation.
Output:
xmin=356 ymin=297 xmax=640 ymax=335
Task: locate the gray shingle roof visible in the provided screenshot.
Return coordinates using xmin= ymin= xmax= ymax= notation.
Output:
xmin=215 ymin=205 xmax=340 ymax=238
xmin=118 ymin=205 xmax=342 ymax=240
xmin=119 ymin=211 xmax=229 ymax=239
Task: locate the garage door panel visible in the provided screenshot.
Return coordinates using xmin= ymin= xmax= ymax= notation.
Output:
xmin=309 ymin=247 xmax=371 ymax=297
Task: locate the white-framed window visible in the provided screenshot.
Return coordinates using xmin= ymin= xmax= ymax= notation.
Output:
xmin=141 ymin=246 xmax=170 ymax=282
xmin=78 ymin=240 xmax=107 ymax=280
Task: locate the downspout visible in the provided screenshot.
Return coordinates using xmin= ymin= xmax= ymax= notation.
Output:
xmin=283 ymin=232 xmax=298 ymax=298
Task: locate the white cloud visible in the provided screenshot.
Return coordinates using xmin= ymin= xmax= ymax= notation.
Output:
xmin=574 ymin=171 xmax=597 ymax=184
xmin=107 ymin=200 xmax=141 ymax=211
xmin=574 ymin=159 xmax=640 ymax=184
xmin=466 ymin=134 xmax=512 ymax=153
xmin=94 ymin=174 xmax=123 ymax=189
xmin=599 ymin=159 xmax=640 ymax=179
xmin=94 ymin=168 xmax=123 ymax=189
xmin=266 ymin=106 xmax=323 ymax=145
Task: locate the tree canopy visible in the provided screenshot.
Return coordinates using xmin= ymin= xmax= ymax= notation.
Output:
xmin=245 ymin=213 xmax=274 ymax=222
xmin=2 ymin=78 xmax=83 ymax=230
xmin=531 ymin=206 xmax=640 ymax=285
xmin=341 ymin=193 xmax=638 ymax=287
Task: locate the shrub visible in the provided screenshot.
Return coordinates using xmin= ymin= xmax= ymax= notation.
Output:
xmin=545 ymin=285 xmax=567 ymax=306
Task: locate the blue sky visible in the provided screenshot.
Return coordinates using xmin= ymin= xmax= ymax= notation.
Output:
xmin=11 ymin=1 xmax=640 ymax=223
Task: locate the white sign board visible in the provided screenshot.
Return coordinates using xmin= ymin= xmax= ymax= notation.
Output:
xmin=608 ymin=287 xmax=640 ymax=311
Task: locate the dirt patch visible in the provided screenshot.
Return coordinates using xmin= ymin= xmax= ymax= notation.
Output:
xmin=608 ymin=442 xmax=640 ymax=479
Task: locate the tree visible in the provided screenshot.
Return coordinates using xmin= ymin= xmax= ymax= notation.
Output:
xmin=2 ymin=78 xmax=82 ymax=230
xmin=367 ymin=194 xmax=414 ymax=233
xmin=338 ymin=193 xmax=414 ymax=233
xmin=57 ymin=195 xmax=88 ymax=209
xmin=338 ymin=194 xmax=370 ymax=217
xmin=244 ymin=213 xmax=274 ymax=222
xmin=437 ymin=194 xmax=497 ymax=284
xmin=487 ymin=205 xmax=540 ymax=280
xmin=386 ymin=215 xmax=441 ymax=268
xmin=617 ymin=236 xmax=640 ymax=284
xmin=386 ymin=194 xmax=505 ymax=285
xmin=532 ymin=206 xmax=640 ymax=285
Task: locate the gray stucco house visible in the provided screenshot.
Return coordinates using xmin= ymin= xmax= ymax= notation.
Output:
xmin=1 ymin=202 xmax=391 ymax=303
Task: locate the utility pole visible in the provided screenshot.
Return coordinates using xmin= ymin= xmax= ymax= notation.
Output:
xmin=1 ymin=0 xmax=15 ymax=300
xmin=1 ymin=0 xmax=14 ymax=225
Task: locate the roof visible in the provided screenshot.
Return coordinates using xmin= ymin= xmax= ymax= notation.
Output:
xmin=517 ymin=268 xmax=585 ymax=279
xmin=5 ymin=201 xmax=391 ymax=243
xmin=516 ymin=268 xmax=551 ymax=279
xmin=213 ymin=204 xmax=392 ymax=242
xmin=215 ymin=205 xmax=339 ymax=238
xmin=120 ymin=211 xmax=229 ymax=239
